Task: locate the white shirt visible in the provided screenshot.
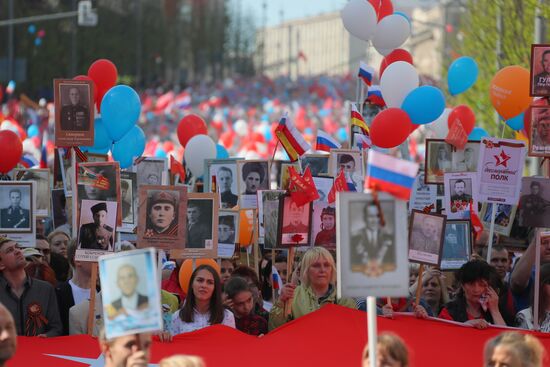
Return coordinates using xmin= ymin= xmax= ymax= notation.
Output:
xmin=69 ymin=279 xmax=91 ymax=306
xmin=169 ymin=308 xmax=235 ymax=335
xmin=121 ymin=293 xmax=139 ymax=311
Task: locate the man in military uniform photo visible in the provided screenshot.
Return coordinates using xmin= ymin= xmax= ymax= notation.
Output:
xmin=60 ymin=86 xmax=89 ymax=131
xmin=519 ymin=181 xmax=550 ymax=227
xmin=78 ymin=202 xmax=113 ymax=250
xmin=0 ymin=189 xmax=30 ymax=229
xmin=410 ymin=214 xmax=442 ymax=254
xmin=218 ymin=166 xmax=238 ymax=208
xmin=282 ymin=199 xmax=309 ymax=234
xmin=186 ymin=201 xmax=210 ymax=248
xmin=314 ymin=206 xmax=336 ymax=248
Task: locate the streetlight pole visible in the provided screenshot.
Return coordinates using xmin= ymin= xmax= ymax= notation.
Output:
xmin=7 ymin=0 xmax=14 ymax=82
xmin=71 ymin=0 xmax=78 ymax=76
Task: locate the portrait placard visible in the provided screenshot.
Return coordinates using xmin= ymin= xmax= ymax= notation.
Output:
xmin=518 ymin=177 xmax=550 ymax=228
xmin=278 ymin=195 xmax=312 ymax=247
xmin=300 ymin=154 xmax=329 ymax=176
xmin=12 ymin=169 xmax=50 ymax=217
xmin=205 ymin=159 xmax=241 ymax=209
xmin=136 ymin=185 xmax=188 ymax=254
xmin=54 ymin=79 xmax=94 ymax=147
xmin=76 ymin=199 xmax=117 ymax=262
xmin=336 ymin=192 xmax=409 ymax=298
xmin=440 ymin=220 xmax=472 ymax=270
xmin=425 ymin=139 xmax=480 ymax=184
xmin=530 ymin=44 xmax=550 ymax=97
xmin=328 ymin=149 xmax=363 ymax=191
xmin=279 ymin=162 xmax=301 ymax=190
xmin=119 ymin=172 xmax=138 ymax=232
xmin=0 ymin=181 xmax=34 ymax=234
xmin=237 ymin=160 xmax=270 ymax=209
xmin=312 ymin=176 xmax=333 ymax=203
xmin=259 ymin=190 xmax=285 ymax=248
xmin=135 ymin=158 xmax=168 ymax=187
xmin=480 ymin=203 xmax=517 ymax=237
xmin=443 ymin=172 xmax=478 ymax=220
xmin=51 ymin=188 xmax=68 ymax=229
xmin=408 ymin=210 xmax=447 ymax=266
xmin=311 ymin=202 xmax=336 ymax=249
xmin=99 ymin=248 xmax=162 ymax=339
xmin=528 ymin=106 xmax=550 ymax=157
xmin=409 ymin=172 xmax=437 ymax=213
xmin=217 ymin=210 xmax=239 ymax=259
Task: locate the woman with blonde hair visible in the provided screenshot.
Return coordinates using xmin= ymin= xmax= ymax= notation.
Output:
xmin=363 ymin=332 xmax=409 ymax=367
xmin=268 ymin=247 xmax=356 ymax=330
xmin=421 ymin=269 xmax=450 ymax=316
xmin=159 ymin=355 xmax=205 ymax=367
xmin=484 ymin=332 xmax=545 ymax=367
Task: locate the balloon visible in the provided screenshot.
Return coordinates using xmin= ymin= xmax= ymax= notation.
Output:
xmin=184 ymin=135 xmax=217 ymax=177
xmin=178 ymin=259 xmax=220 ymax=294
xmin=154 ymin=147 xmax=167 ymax=158
xmin=402 ymin=86 xmax=446 ymax=125
xmin=73 ymin=75 xmax=98 ymax=102
xmin=427 ymin=107 xmax=450 ymax=139
xmin=505 ymin=112 xmax=525 ymax=131
xmin=380 ymin=61 xmax=419 ymax=108
xmin=341 ymin=0 xmax=378 ymax=41
xmin=80 ymin=118 xmax=112 ymax=154
xmin=379 ymin=49 xmax=413 ymax=77
xmin=468 ymin=127 xmax=490 ymax=141
xmin=216 ymin=144 xmax=229 ymax=159
xmin=336 ymin=127 xmax=348 ymax=142
xmin=370 ymin=108 xmax=413 ymax=148
xmin=101 ymin=85 xmax=141 ymax=142
xmin=27 ymin=125 xmax=39 ymax=138
xmin=489 ymin=65 xmax=532 ymax=120
xmin=448 ymin=105 xmax=475 ymax=135
xmin=0 ymin=130 xmax=22 ymax=174
xmin=233 ymin=119 xmax=248 ymax=137
xmin=447 ymin=56 xmax=478 ymax=96
xmin=368 ymin=0 xmax=393 ymax=21
xmin=373 ymin=14 xmax=411 ymax=52
xmin=111 ymin=126 xmax=145 ymax=169
xmin=177 ymin=114 xmax=208 ymax=147
xmin=87 ymin=59 xmax=117 ymax=94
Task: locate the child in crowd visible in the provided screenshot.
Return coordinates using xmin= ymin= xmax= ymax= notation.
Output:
xmin=225 ymin=276 xmax=268 ymax=336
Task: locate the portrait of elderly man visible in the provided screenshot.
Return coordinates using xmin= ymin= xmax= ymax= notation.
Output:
xmin=0 ymin=188 xmax=30 ymax=229
xmin=106 ymin=263 xmax=149 ymax=320
xmin=410 ymin=214 xmax=443 ymax=254
xmin=60 ymin=86 xmax=89 ymax=131
xmin=79 ymin=202 xmax=114 ymax=250
xmin=241 ymin=162 xmax=267 ymax=195
xmin=145 ymin=191 xmax=178 ymax=237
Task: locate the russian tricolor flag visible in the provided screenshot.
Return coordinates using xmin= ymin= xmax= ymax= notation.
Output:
xmin=358 ymin=62 xmax=374 ymax=86
xmin=19 ymin=154 xmax=38 ymax=169
xmin=316 ymin=130 xmax=341 ymax=152
xmin=366 ymin=85 xmax=385 ymax=107
xmin=365 ymin=150 xmax=419 ymax=201
xmin=272 ymin=265 xmax=283 ymax=295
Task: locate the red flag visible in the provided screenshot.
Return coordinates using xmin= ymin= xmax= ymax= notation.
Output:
xmin=288 ymin=166 xmax=319 ymax=206
xmin=445 ymin=120 xmax=468 ymax=150
xmin=170 ymin=155 xmax=186 ymax=182
xmin=470 ymin=201 xmax=484 ymax=240
xmin=328 ymin=169 xmax=349 ymax=204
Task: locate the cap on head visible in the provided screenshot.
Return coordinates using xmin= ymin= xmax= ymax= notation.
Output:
xmin=150 ymin=191 xmax=177 ymax=207
xmin=321 ymin=206 xmax=335 ymax=217
xmin=91 ymin=202 xmax=107 ymax=215
xmin=23 ymin=248 xmax=43 ymax=259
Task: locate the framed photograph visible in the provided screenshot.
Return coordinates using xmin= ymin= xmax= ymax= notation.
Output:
xmin=529 ymin=106 xmax=550 ymax=157
xmin=259 ymin=190 xmax=285 ymax=248
xmin=120 ymin=172 xmax=137 ymax=231
xmin=135 ymin=158 xmax=168 ymax=187
xmin=409 ymin=172 xmax=438 ymax=213
xmin=217 ymin=210 xmax=239 ymax=259
xmin=205 ymin=159 xmax=240 ymax=209
xmin=76 ymin=200 xmax=117 ymax=262
xmin=328 ymin=149 xmax=363 ymax=191
xmin=137 ymin=185 xmax=188 ymax=254
xmin=12 ymin=169 xmax=50 ymax=217
xmin=51 ymin=189 xmax=68 ymax=229
xmin=278 ymin=195 xmax=312 ymax=247
xmin=0 ymin=181 xmax=34 ymax=233
xmin=279 ymin=162 xmax=301 ymax=190
xmin=312 ymin=176 xmax=333 ymax=203
xmin=99 ymin=248 xmax=162 ymax=339
xmin=77 ymin=161 xmax=121 ymax=225
xmin=58 ymin=148 xmax=75 ymax=197
xmin=408 ymin=210 xmax=447 ymax=266
xmin=54 ymin=79 xmax=94 ymax=147
xmin=237 ymin=160 xmax=270 ymax=209
xmin=300 ymin=154 xmax=329 ymax=176
xmin=425 ymin=139 xmax=480 ymax=184
xmin=530 ymin=44 xmax=550 ymax=97
xmin=440 ymin=220 xmax=472 ymax=270
xmin=336 ymin=192 xmax=409 ymax=298
xmin=480 ymin=203 xmax=517 ymax=237
xmin=443 ymin=172 xmax=477 ymax=220
xmin=311 ymin=202 xmax=336 ymax=249
xmin=518 ymin=177 xmax=550 ymax=227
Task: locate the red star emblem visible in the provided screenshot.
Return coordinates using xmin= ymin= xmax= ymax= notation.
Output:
xmin=494 ymin=149 xmax=511 ymax=167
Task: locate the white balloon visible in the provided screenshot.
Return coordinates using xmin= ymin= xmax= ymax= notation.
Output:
xmin=234 ymin=119 xmax=248 ymax=137
xmin=184 ymin=135 xmax=217 ymax=177
xmin=380 ymin=61 xmax=419 ymax=108
xmin=375 ymin=46 xmax=393 ymax=56
xmin=341 ymin=0 xmax=378 ymax=41
xmin=373 ymin=14 xmax=411 ymax=52
xmin=427 ymin=108 xmax=452 ymax=138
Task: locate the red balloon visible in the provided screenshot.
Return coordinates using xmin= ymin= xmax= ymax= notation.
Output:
xmin=524 ymin=98 xmax=548 ymax=138
xmin=0 ymin=130 xmax=23 ymax=174
xmin=368 ymin=0 xmax=393 ymax=21
xmin=370 ymin=108 xmax=413 ymax=148
xmin=177 ymin=114 xmax=208 ymax=148
xmin=73 ymin=75 xmax=98 ymax=102
xmin=380 ymin=49 xmax=413 ymax=78
xmin=87 ymin=59 xmax=118 ymax=107
xmin=447 ymin=105 xmax=475 ymax=135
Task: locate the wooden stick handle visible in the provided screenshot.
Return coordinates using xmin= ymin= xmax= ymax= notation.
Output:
xmin=415 ymin=264 xmax=424 ymax=306
xmin=87 ymin=263 xmax=98 ymax=336
xmin=284 ymin=247 xmax=296 ymax=317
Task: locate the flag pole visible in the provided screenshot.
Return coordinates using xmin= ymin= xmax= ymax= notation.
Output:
xmin=367 ymin=296 xmax=378 ymax=367
xmin=485 ymin=203 xmax=497 ymax=262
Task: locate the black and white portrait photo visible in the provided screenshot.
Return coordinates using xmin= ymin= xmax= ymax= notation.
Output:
xmin=440 ymin=220 xmax=471 ymax=270
xmin=530 ymin=44 xmax=550 ymax=97
xmin=120 ymin=172 xmax=137 ymax=228
xmin=13 ymin=169 xmax=50 ymax=217
xmin=237 ymin=160 xmax=270 ymax=209
xmin=54 ymin=79 xmax=94 ymax=147
xmin=425 ymin=140 xmax=452 ymax=184
xmin=135 ymin=158 xmax=167 ymax=187
xmin=51 ymin=188 xmax=68 ymax=229
xmin=78 ymin=200 xmax=117 ymax=254
xmin=208 ymin=161 xmax=239 ymax=209
xmin=300 ymin=154 xmax=329 ymax=176
xmin=451 ymin=143 xmax=479 ymax=172
xmin=0 ymin=182 xmax=33 ymax=233
xmin=218 ymin=211 xmax=238 ymax=256
xmin=408 ymin=211 xmax=446 ymax=266
xmin=444 ymin=172 xmax=477 ymax=220
xmin=518 ymin=177 xmax=550 ymax=228
xmin=329 ymin=149 xmax=363 ymax=191
xmin=260 ymin=190 xmax=285 ymax=249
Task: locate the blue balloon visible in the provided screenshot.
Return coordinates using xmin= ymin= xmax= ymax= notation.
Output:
xmin=101 ymin=85 xmax=141 ymax=142
xmin=401 ymin=86 xmax=446 ymax=125
xmin=80 ymin=118 xmax=112 ymax=154
xmin=28 ymin=25 xmax=36 ymax=34
xmin=336 ymin=127 xmax=348 ymax=142
xmin=27 ymin=125 xmax=39 ymax=138
xmin=505 ymin=112 xmax=524 ymax=131
xmin=34 ymin=38 xmax=42 ymax=46
xmin=468 ymin=127 xmax=490 ymax=141
xmin=216 ymin=144 xmax=229 ymax=159
xmin=447 ymin=56 xmax=478 ymax=96
xmin=112 ymin=126 xmax=146 ymax=168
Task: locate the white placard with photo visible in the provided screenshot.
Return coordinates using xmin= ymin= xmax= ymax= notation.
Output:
xmin=409 ymin=172 xmax=437 ymax=213
xmin=443 ymin=172 xmax=478 ymax=220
